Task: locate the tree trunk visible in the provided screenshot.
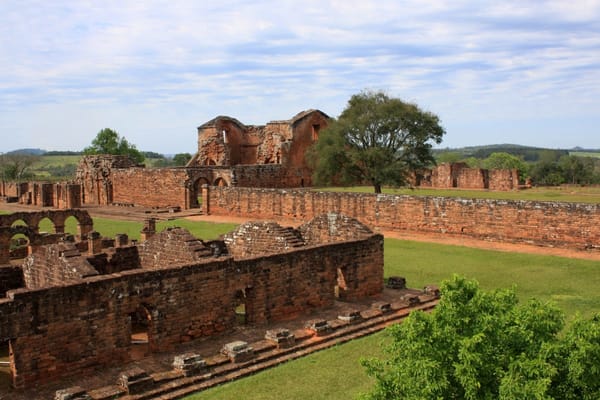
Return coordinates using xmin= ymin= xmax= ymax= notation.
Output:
xmin=374 ymin=183 xmax=382 ymax=193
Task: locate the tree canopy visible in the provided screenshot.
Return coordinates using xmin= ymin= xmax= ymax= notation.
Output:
xmin=83 ymin=128 xmax=144 ymax=164
xmin=361 ymin=275 xmax=600 ymax=400
xmin=0 ymin=153 xmax=39 ymax=181
xmin=309 ymin=90 xmax=445 ymax=193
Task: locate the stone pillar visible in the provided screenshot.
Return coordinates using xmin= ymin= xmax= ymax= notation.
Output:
xmin=140 ymin=218 xmax=156 ymax=241
xmin=201 ymin=184 xmax=210 ymax=215
xmin=88 ymin=231 xmax=102 ymax=255
xmin=115 ymin=234 xmax=129 ymax=247
xmin=0 ymin=238 xmax=9 ymax=264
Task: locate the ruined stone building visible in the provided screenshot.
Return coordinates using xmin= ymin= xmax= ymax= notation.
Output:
xmin=63 ymin=109 xmax=330 ymax=210
xmin=414 ymin=162 xmax=520 ymax=190
xmin=0 ymin=210 xmax=383 ymax=388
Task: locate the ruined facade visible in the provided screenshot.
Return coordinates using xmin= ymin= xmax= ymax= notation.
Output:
xmin=187 ymin=109 xmax=329 ymax=184
xmin=0 ymin=211 xmax=383 ymax=388
xmin=414 ymin=162 xmax=520 ymax=190
xmin=0 ymin=181 xmax=81 ymax=209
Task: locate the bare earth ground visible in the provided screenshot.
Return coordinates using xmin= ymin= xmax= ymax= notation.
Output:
xmin=187 ymin=214 xmax=600 ymax=262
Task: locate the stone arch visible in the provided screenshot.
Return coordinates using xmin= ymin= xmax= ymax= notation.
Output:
xmin=188 ymin=176 xmax=211 ymax=209
xmin=0 ymin=226 xmax=39 ymax=264
xmin=0 ymin=210 xmax=93 ymax=237
xmin=37 ymin=216 xmax=56 ymax=234
xmin=214 ymin=177 xmax=228 ymax=187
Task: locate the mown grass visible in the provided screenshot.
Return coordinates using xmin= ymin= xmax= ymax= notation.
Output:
xmin=190 ymin=333 xmax=385 ymax=400
xmin=33 ymin=216 xmax=237 ymax=240
xmin=188 ymin=237 xmax=599 ymax=400
xmin=3 ymin=211 xmax=599 ymax=399
xmin=316 ymin=185 xmax=600 ymax=204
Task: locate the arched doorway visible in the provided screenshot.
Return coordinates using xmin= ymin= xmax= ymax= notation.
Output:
xmin=192 ymin=177 xmax=210 ymax=208
xmin=9 ymin=232 xmax=29 ymax=260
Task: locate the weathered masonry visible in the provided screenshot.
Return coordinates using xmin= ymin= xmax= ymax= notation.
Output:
xmin=414 ymin=162 xmax=520 ymax=190
xmin=0 ymin=212 xmax=383 ymax=388
xmin=206 ymin=186 xmax=600 ymax=251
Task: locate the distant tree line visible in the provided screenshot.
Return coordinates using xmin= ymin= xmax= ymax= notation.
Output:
xmin=436 ymin=150 xmax=600 ymax=186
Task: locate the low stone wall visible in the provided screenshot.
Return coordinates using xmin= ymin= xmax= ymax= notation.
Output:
xmin=207 ymin=187 xmax=600 ymax=250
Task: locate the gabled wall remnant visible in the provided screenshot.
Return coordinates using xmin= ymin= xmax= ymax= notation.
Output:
xmin=0 ymin=212 xmax=383 ymax=389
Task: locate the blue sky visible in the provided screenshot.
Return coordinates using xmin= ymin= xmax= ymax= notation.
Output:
xmin=1 ymin=1 xmax=599 ymax=154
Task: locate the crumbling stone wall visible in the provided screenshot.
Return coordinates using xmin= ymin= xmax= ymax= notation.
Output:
xmin=187 ymin=110 xmax=328 ymax=183
xmin=489 ymin=169 xmax=519 ymax=191
xmin=0 ymin=181 xmax=81 ymax=208
xmin=110 ymin=167 xmax=189 ymax=208
xmin=208 ymin=186 xmax=600 ymax=250
xmin=0 ymin=214 xmax=383 ymax=388
xmin=0 ymin=210 xmax=94 ymax=264
xmin=417 ymin=162 xmax=518 ymax=190
xmin=223 ymin=222 xmax=304 ymax=259
xmin=457 ymin=168 xmax=487 ymax=189
xmin=75 ymin=155 xmax=138 ymax=205
xmin=22 ymin=241 xmax=100 ymax=288
xmin=0 ymin=266 xmax=23 ymax=296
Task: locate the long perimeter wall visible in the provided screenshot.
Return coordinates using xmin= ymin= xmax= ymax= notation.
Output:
xmin=208 ymin=187 xmax=600 ymax=250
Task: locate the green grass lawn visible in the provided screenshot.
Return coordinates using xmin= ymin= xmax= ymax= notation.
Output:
xmin=2 ymin=211 xmax=599 ymax=399
xmin=33 ymin=216 xmax=237 ymax=241
xmin=188 ymin=237 xmax=599 ymax=400
xmin=316 ymin=185 xmax=600 ymax=204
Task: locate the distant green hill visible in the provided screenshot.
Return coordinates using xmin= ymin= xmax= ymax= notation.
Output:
xmin=434 ymin=144 xmax=599 ymax=162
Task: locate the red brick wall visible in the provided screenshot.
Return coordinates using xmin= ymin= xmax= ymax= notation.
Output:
xmin=0 ymin=233 xmax=382 ymax=387
xmin=457 ymin=168 xmax=486 ymax=189
xmin=489 ymin=169 xmax=518 ymax=191
xmin=208 ymin=187 xmax=600 ymax=250
xmin=111 ymin=167 xmax=189 ymax=208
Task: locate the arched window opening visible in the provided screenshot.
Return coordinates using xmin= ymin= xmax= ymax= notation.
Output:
xmin=64 ymin=216 xmax=80 ymax=236
xmin=9 ymin=233 xmax=29 ymax=260
xmin=38 ymin=217 xmax=55 ymax=234
xmin=214 ymin=178 xmax=228 ymax=187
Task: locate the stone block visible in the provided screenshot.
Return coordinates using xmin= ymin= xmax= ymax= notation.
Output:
xmin=372 ymin=301 xmax=392 ymax=313
xmin=173 ymin=352 xmax=207 ymax=376
xmin=424 ymin=285 xmax=440 ymax=298
xmin=402 ymin=294 xmax=421 ymax=306
xmin=265 ymin=328 xmax=296 ymax=349
xmin=338 ymin=310 xmax=363 ymax=324
xmin=221 ymin=340 xmax=254 ymax=363
xmin=119 ymin=366 xmax=154 ymax=395
xmin=54 ymin=386 xmax=91 ymax=400
xmin=305 ymin=319 xmax=331 ymax=336
xmin=386 ymin=276 xmax=406 ymax=289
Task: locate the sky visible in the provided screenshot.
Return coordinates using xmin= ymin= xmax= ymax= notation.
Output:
xmin=1 ymin=1 xmax=599 ymax=154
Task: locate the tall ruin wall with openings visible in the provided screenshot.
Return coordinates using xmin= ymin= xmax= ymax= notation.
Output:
xmin=206 ymin=186 xmax=600 ymax=250
xmin=0 ymin=212 xmax=383 ymax=388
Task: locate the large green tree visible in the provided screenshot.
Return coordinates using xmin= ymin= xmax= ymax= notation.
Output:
xmin=361 ymin=275 xmax=600 ymax=400
xmin=83 ymin=128 xmax=144 ymax=164
xmin=309 ymin=91 xmax=445 ymax=193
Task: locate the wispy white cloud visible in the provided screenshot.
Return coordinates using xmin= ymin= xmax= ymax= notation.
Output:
xmin=1 ymin=0 xmax=599 ymax=152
